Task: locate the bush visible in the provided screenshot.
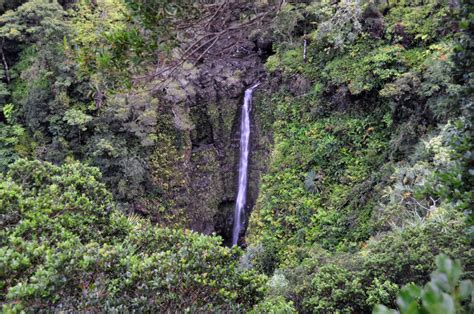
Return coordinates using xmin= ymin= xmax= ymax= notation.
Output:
xmin=374 ymin=254 xmax=473 ymax=314
xmin=364 ymin=217 xmax=472 ymax=287
xmin=301 ymin=264 xmax=366 ymax=312
xmin=0 ymin=159 xmax=266 ymax=312
xmin=253 ymin=214 xmax=472 ymax=313
xmin=251 ymin=296 xmax=297 ymax=314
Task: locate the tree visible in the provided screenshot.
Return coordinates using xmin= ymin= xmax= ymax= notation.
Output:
xmin=0 ymin=0 xmax=68 ymax=44
xmin=0 ymin=159 xmax=266 ymax=312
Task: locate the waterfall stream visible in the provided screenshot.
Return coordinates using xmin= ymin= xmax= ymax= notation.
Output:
xmin=232 ymin=83 xmax=260 ymax=246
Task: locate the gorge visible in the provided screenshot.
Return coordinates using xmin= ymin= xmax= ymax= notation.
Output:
xmin=0 ymin=0 xmax=472 ymax=312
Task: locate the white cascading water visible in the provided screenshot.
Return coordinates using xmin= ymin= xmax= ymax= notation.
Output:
xmin=232 ymin=83 xmax=260 ymax=246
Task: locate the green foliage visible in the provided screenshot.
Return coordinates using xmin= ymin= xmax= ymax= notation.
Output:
xmin=249 ymin=110 xmax=391 ymax=260
xmin=302 ymin=264 xmax=365 ymax=312
xmin=269 ymin=3 xmax=304 ymax=43
xmin=0 ymin=159 xmax=266 ymax=311
xmin=265 ymin=48 xmax=306 ymax=74
xmin=323 ymin=43 xmax=405 ymax=95
xmin=366 ymin=278 xmax=400 ymax=308
xmin=0 ymin=0 xmax=168 ymax=206
xmin=0 ymin=68 xmax=8 ymax=100
xmin=364 ymin=216 xmax=472 ymax=287
xmin=245 ymin=213 xmax=471 ymax=312
xmin=0 ymin=0 xmax=472 ymax=311
xmin=251 ymin=296 xmax=297 ymax=314
xmin=385 ymin=1 xmax=454 ymax=45
xmin=312 ymin=0 xmax=363 ymax=53
xmin=421 ymin=119 xmax=474 ymax=217
xmin=0 ymin=0 xmax=28 ymax=14
xmin=0 ymin=123 xmax=30 ymax=171
xmin=2 ymin=103 xmax=14 ymax=122
xmin=265 ymin=54 xmax=280 ymax=72
xmin=453 ymin=0 xmax=474 ymax=95
xmin=70 ymin=0 xmax=155 ymax=87
xmin=248 ymin=1 xmax=472 ymax=312
xmin=124 ymin=0 xmax=206 ymax=32
xmin=324 ymin=215 xmax=466 ymax=311
xmin=63 ymin=108 xmax=92 ymax=131
xmin=83 ymin=92 xmax=163 ymax=202
xmin=374 ymin=254 xmax=473 ymax=314
xmin=0 ymin=0 xmax=68 ymax=44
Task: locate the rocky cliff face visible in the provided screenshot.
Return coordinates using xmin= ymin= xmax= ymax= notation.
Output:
xmin=111 ymin=1 xmax=280 ymax=243
xmin=150 ymin=38 xmax=272 ymax=243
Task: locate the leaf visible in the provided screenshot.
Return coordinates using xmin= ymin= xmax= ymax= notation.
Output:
xmin=397 ymin=288 xmax=419 ymax=313
xmin=404 ymin=284 xmax=422 ymax=299
xmin=459 ymin=280 xmax=473 ymax=300
xmin=373 ymin=304 xmax=398 ymax=314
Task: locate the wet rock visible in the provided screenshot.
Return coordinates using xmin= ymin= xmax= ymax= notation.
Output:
xmin=144 ymin=3 xmax=275 ymax=239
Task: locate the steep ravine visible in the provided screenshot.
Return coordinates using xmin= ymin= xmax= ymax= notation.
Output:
xmin=155 ymin=42 xmax=273 ymax=245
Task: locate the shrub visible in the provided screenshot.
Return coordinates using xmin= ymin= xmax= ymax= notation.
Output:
xmin=0 ymin=159 xmax=266 ymax=312
xmin=374 ymin=254 xmax=473 ymax=314
xmin=251 ymin=296 xmax=297 ymax=314
xmin=364 ymin=216 xmax=472 ymax=287
xmin=301 ymin=264 xmax=366 ymax=312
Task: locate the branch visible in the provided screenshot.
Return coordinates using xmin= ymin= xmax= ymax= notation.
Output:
xmin=195 ymin=35 xmax=220 ymax=62
xmin=203 ymin=0 xmax=228 ymax=30
xmin=135 ymin=7 xmax=273 ymax=88
xmin=409 ymin=196 xmax=430 ymax=211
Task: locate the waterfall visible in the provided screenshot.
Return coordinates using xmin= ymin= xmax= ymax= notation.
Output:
xmin=232 ymin=83 xmax=259 ymax=246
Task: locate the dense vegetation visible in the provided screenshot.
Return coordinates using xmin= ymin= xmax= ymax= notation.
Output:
xmin=246 ymin=0 xmax=473 ymax=311
xmin=0 ymin=0 xmax=472 ymax=312
xmin=0 ymin=159 xmax=265 ymax=311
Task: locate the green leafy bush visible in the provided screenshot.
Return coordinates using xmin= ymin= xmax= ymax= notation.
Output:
xmin=364 ymin=217 xmax=472 ymax=287
xmin=260 ymin=213 xmax=471 ymax=312
xmin=0 ymin=159 xmax=266 ymax=312
xmin=302 ymin=264 xmax=365 ymax=312
xmin=374 ymin=254 xmax=473 ymax=314
xmin=385 ymin=1 xmax=453 ymax=46
xmin=251 ymin=296 xmax=297 ymax=314
xmin=323 ymin=43 xmax=405 ymax=95
xmin=0 ymin=0 xmax=67 ymax=44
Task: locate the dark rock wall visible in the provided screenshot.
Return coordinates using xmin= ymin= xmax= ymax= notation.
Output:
xmin=156 ymin=46 xmax=269 ymax=242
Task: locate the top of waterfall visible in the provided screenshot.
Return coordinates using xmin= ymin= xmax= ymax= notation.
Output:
xmin=248 ymin=82 xmax=260 ymax=91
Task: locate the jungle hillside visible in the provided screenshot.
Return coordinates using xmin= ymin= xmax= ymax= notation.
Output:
xmin=0 ymin=0 xmax=473 ymax=312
